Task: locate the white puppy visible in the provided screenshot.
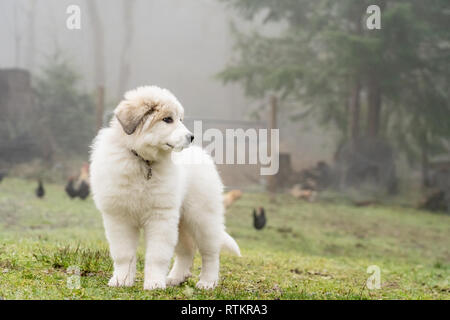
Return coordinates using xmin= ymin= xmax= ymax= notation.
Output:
xmin=90 ymin=86 xmax=240 ymax=290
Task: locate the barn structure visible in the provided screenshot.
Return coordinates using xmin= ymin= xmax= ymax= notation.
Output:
xmin=0 ymin=68 xmax=38 ymax=163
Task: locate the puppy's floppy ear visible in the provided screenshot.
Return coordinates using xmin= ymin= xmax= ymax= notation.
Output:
xmin=114 ymin=100 xmax=154 ymax=135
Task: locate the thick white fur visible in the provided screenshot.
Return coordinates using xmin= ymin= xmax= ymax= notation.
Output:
xmin=90 ymin=86 xmax=240 ymax=290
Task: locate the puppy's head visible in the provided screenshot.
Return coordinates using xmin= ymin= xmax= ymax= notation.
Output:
xmin=114 ymin=86 xmax=193 ymax=154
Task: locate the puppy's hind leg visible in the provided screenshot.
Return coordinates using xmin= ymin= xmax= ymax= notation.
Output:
xmin=167 ymin=221 xmax=196 ymax=286
xmin=195 ymin=226 xmax=222 ymax=290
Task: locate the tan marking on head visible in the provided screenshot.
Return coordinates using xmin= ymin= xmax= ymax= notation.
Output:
xmin=114 ymin=86 xmax=184 ymax=135
xmin=114 ymin=100 xmax=156 ymax=135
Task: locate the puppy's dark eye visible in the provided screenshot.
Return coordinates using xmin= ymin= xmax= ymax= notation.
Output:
xmin=162 ymin=117 xmax=173 ymax=124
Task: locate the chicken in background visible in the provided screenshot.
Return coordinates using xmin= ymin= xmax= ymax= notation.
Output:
xmin=0 ymin=171 xmax=6 ymax=183
xmin=289 ymin=184 xmax=317 ymax=202
xmin=65 ymin=163 xmax=90 ymax=200
xmin=77 ymin=180 xmax=90 ymax=200
xmin=77 ymin=163 xmax=90 ymax=199
xmin=35 ymin=179 xmax=45 ymax=198
xmin=65 ymin=176 xmax=78 ymax=198
xmin=223 ymin=189 xmax=243 ymax=210
xmin=253 ymin=207 xmax=266 ymax=230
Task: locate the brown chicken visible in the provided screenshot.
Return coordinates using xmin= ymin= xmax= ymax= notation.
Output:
xmin=223 ymin=189 xmax=243 ymax=209
xmin=65 ymin=163 xmax=90 ymax=200
xmin=289 ymin=184 xmax=317 ymax=202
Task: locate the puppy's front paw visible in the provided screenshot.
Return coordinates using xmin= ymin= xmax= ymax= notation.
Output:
xmin=108 ymin=273 xmax=135 ymax=287
xmin=144 ymin=279 xmax=166 ymax=290
xmin=196 ymin=279 xmax=218 ymax=290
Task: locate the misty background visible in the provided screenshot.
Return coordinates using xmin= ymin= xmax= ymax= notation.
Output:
xmin=0 ymin=0 xmax=449 ymax=209
xmin=0 ymin=0 xmax=329 ymax=170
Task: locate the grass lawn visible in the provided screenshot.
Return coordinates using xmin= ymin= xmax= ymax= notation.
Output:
xmin=0 ymin=178 xmax=449 ymax=299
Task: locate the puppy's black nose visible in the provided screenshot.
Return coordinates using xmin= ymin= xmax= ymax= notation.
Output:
xmin=187 ymin=134 xmax=194 ymax=143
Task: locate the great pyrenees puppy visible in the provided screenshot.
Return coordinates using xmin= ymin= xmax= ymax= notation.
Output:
xmin=90 ymin=86 xmax=240 ymax=290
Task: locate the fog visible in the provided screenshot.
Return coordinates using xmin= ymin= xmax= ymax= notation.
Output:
xmin=2 ymin=0 xmax=447 ymax=192
xmin=1 ymin=0 xmax=248 ymax=118
xmin=0 ymin=0 xmax=332 ymax=170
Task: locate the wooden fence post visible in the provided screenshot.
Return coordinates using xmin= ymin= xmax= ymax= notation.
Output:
xmin=267 ymin=95 xmax=278 ymax=201
xmin=96 ymin=86 xmax=105 ymax=132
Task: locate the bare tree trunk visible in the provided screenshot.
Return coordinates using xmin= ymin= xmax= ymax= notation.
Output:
xmin=366 ymin=77 xmax=382 ymax=137
xmin=421 ymin=133 xmax=430 ymax=188
xmin=347 ymin=3 xmax=363 ymax=142
xmin=117 ymin=0 xmax=136 ymax=97
xmin=14 ymin=2 xmax=22 ymax=67
xmin=348 ymin=79 xmax=361 ymax=141
xmin=365 ymin=0 xmax=386 ymax=138
xmin=86 ymin=0 xmax=105 ymax=131
xmin=25 ymin=0 xmax=37 ymax=71
xmin=96 ymin=86 xmax=105 ymax=131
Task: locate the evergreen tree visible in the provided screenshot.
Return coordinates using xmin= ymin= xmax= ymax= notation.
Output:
xmin=34 ymin=53 xmax=95 ymax=159
xmin=218 ymin=0 xmax=450 ymax=171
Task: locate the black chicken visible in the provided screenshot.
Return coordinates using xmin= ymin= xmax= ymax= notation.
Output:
xmin=0 ymin=172 xmax=6 ymax=183
xmin=253 ymin=207 xmax=266 ymax=230
xmin=77 ymin=181 xmax=90 ymax=200
xmin=65 ymin=177 xmax=78 ymax=198
xmin=65 ymin=164 xmax=90 ymax=200
xmin=35 ymin=179 xmax=45 ymax=198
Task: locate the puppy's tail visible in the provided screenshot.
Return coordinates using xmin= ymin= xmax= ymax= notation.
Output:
xmin=222 ymin=231 xmax=241 ymax=257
